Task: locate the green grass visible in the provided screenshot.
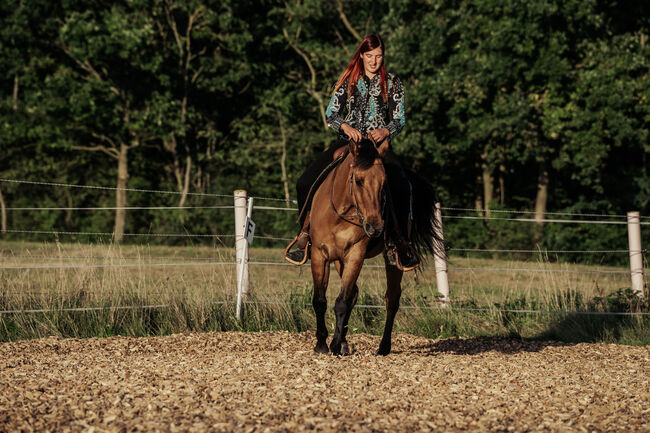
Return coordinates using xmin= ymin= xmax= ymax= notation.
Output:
xmin=0 ymin=241 xmax=648 ymax=344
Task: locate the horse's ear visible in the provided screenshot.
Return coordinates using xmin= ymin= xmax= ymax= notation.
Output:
xmin=376 ymin=139 xmax=389 ymax=158
xmin=349 ymin=140 xmax=360 ymax=157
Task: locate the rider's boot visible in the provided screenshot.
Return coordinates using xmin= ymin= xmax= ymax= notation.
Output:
xmin=285 ymin=232 xmax=310 ymax=263
xmin=395 ymin=239 xmax=419 ymax=271
xmin=284 ymin=213 xmax=311 ymax=264
xmin=384 ymin=212 xmax=419 ymax=271
xmin=385 ymin=237 xmax=419 ymax=271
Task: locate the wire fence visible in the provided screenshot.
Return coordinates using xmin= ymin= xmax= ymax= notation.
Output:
xmin=1 ymin=177 xmax=648 ymax=320
xmin=0 ymin=257 xmax=636 ymax=274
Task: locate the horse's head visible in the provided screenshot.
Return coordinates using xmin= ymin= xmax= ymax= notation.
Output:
xmin=347 ymin=139 xmax=388 ymax=238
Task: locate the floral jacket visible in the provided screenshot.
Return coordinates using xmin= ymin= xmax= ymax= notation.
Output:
xmin=325 ymin=73 xmax=406 ymax=140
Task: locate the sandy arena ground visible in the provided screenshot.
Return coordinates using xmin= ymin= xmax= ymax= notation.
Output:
xmin=1 ymin=331 xmax=649 ymax=432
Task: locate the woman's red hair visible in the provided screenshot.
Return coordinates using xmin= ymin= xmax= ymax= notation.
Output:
xmin=334 ymin=34 xmax=388 ymax=103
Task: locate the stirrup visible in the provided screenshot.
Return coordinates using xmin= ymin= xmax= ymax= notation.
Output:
xmin=284 ymin=235 xmax=311 ymax=265
xmin=385 ymin=242 xmax=419 ymax=272
xmin=395 ymin=245 xmax=419 ymax=272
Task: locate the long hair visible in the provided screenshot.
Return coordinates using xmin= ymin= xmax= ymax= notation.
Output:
xmin=333 ymin=34 xmax=388 ymax=103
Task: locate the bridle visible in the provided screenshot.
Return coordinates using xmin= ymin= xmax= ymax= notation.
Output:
xmin=330 ymin=149 xmax=386 ymax=237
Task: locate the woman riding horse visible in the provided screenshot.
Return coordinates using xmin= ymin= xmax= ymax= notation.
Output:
xmin=285 ymin=33 xmax=418 ymax=271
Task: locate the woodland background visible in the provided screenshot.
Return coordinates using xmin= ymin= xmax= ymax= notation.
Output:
xmin=1 ymin=0 xmax=649 ymax=261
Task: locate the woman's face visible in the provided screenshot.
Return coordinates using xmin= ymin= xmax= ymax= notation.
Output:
xmin=362 ymin=47 xmax=383 ymax=77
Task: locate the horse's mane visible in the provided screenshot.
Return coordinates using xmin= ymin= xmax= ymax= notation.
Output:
xmin=353 ymin=139 xmax=381 ymax=170
xmin=349 ymin=139 xmax=447 ymax=263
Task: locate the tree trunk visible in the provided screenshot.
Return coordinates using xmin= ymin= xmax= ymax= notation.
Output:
xmin=0 ymin=186 xmax=6 ymax=236
xmin=64 ymin=188 xmax=74 ymax=228
xmin=163 ymin=137 xmax=192 ymax=209
xmin=278 ymin=111 xmax=290 ymax=203
xmin=177 ymin=154 xmax=191 ymax=224
xmin=179 ymin=154 xmax=191 ymax=208
xmin=114 ymin=143 xmax=129 ymax=243
xmin=475 ymin=172 xmax=483 ymax=213
xmin=13 ymin=75 xmax=19 ymax=111
xmin=498 ymin=163 xmax=506 ymax=204
xmin=482 ymin=165 xmax=494 ymax=218
xmin=535 ymin=162 xmax=549 ymax=225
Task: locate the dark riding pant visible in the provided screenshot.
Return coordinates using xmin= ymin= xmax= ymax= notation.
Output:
xmin=296 ymin=140 xmax=412 ymax=240
xmin=296 ymin=142 xmax=341 ymax=227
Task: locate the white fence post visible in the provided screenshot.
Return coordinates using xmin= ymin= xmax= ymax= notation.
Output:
xmin=234 ymin=191 xmax=250 ymax=320
xmin=235 ymin=196 xmax=254 ymax=321
xmin=627 ymin=211 xmax=645 ymax=299
xmin=434 ymin=202 xmax=450 ymax=307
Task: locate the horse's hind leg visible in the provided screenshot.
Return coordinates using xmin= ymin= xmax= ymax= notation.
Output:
xmin=311 ymin=253 xmax=330 ymax=353
xmin=330 ymin=257 xmax=361 ymax=356
xmin=377 ymin=260 xmax=403 ymax=356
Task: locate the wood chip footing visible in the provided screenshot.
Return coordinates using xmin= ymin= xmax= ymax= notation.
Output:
xmin=1 ymin=332 xmax=649 ymax=432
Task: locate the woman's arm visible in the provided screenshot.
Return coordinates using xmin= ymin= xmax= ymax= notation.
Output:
xmin=386 ymin=75 xmax=406 ymax=140
xmin=325 ymin=80 xmax=348 ymax=133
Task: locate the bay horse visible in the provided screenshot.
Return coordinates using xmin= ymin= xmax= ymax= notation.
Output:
xmin=308 ymin=138 xmax=442 ymax=356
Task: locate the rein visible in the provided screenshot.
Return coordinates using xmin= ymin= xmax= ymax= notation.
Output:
xmin=329 ymin=162 xmax=364 ymax=228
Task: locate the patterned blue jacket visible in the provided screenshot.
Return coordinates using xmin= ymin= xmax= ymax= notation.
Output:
xmin=325 ymin=73 xmax=406 ymax=140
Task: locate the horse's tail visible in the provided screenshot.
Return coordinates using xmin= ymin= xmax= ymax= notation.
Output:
xmin=406 ymin=169 xmax=446 ymax=263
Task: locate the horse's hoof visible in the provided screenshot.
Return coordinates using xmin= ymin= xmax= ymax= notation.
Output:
xmin=314 ymin=343 xmax=329 ymax=354
xmin=340 ymin=341 xmax=351 ymax=356
xmin=375 ymin=345 xmax=391 ymax=356
xmin=329 ymin=341 xmax=342 ymax=356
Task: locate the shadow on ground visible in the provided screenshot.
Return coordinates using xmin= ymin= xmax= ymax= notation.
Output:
xmin=399 ymin=336 xmax=575 ymax=356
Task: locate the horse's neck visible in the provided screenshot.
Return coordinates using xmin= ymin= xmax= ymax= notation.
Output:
xmin=331 ymin=154 xmax=354 ymax=210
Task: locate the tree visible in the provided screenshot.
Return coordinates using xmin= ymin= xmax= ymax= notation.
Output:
xmin=49 ymin=2 xmax=171 ymax=241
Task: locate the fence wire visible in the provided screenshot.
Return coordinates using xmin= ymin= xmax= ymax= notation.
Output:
xmin=2 ymin=301 xmax=647 ymax=316
xmin=440 ymin=206 xmax=650 ymax=220
xmin=0 ymin=301 xmax=231 ymax=315
xmin=449 ymin=248 xmax=632 ymax=254
xmin=443 ymin=215 xmax=650 ymax=225
xmin=5 ymin=206 xmax=235 ymax=211
xmin=5 ymin=177 xmax=648 ymax=219
xmin=3 ymin=229 xmax=236 ymax=238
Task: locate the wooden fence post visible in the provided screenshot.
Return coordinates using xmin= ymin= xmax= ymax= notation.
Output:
xmin=234 ymin=190 xmax=250 ymax=320
xmin=627 ymin=211 xmax=645 ymax=299
xmin=434 ymin=203 xmax=450 ymax=306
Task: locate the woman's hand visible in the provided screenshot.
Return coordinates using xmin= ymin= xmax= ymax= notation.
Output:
xmin=341 ymin=123 xmax=363 ymax=142
xmin=368 ymin=128 xmax=390 ymax=144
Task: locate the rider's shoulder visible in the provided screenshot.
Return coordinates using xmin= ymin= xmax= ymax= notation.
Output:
xmin=386 ymin=72 xmax=404 ymax=92
xmin=387 ymin=72 xmax=402 ymax=83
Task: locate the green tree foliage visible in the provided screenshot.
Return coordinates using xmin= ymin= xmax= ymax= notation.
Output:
xmin=0 ymin=0 xmax=648 ymax=253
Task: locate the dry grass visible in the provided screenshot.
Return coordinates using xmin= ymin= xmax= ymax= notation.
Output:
xmin=0 ymin=241 xmax=647 ymax=343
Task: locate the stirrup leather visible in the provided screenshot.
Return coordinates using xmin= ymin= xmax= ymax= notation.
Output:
xmin=284 ymin=235 xmax=311 ymax=265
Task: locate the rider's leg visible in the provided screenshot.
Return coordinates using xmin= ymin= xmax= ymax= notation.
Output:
xmin=383 ymin=150 xmax=419 ymax=270
xmin=286 ymin=143 xmax=341 ymax=263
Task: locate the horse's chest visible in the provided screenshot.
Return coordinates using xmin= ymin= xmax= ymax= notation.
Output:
xmin=313 ymin=229 xmax=366 ymax=261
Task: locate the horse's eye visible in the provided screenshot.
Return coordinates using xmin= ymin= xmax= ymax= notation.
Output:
xmin=355 ymin=178 xmax=364 ymax=187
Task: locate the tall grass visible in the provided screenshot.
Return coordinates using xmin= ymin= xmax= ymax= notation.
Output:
xmin=1 ymin=241 xmax=648 ymax=344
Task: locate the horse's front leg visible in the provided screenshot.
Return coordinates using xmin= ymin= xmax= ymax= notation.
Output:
xmin=376 ymin=259 xmax=403 ymax=356
xmin=330 ymin=254 xmax=363 ymax=356
xmin=311 ymin=252 xmax=330 ymax=354
xmin=333 ymin=260 xmax=357 ymax=356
